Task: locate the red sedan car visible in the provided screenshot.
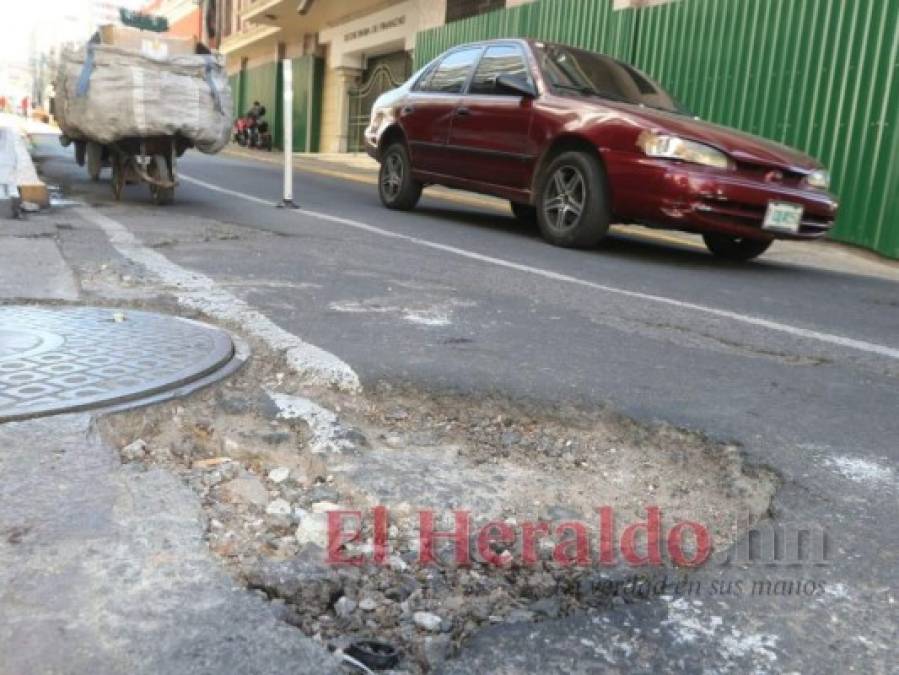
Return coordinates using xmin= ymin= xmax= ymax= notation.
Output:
xmin=366 ymin=39 xmax=838 ymax=261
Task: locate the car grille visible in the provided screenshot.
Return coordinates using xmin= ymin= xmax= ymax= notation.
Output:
xmin=736 ymin=162 xmax=806 ymax=188
xmin=697 ymin=198 xmax=834 ymax=237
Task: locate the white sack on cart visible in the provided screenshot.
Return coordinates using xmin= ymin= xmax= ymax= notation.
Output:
xmin=55 ymin=44 xmax=233 ymax=154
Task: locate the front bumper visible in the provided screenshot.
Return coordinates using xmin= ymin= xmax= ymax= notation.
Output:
xmin=364 ymin=132 xmax=379 ymax=161
xmin=604 ymin=152 xmax=839 ymax=241
xmin=364 ymin=116 xmax=386 ymax=161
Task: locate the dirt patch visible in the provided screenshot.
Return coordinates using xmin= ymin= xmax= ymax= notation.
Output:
xmin=99 ymin=338 xmax=778 ymax=673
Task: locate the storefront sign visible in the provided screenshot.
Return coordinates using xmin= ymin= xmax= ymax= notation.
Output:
xmin=344 ymin=15 xmax=406 ymax=43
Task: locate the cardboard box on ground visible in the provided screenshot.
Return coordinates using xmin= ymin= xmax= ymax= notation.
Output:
xmin=99 ymin=25 xmax=197 ymax=59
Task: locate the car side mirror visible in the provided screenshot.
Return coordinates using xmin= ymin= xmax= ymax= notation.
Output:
xmin=496 ymin=74 xmax=536 ymax=98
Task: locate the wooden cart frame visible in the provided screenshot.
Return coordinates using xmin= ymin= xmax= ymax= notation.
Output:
xmin=73 ymin=135 xmax=190 ymax=205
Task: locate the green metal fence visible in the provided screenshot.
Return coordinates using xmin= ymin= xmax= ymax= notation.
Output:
xmin=232 ymin=56 xmax=324 ymax=152
xmin=414 ymin=2 xmax=538 ymax=65
xmin=289 ymin=56 xmax=324 ymax=153
xmin=634 ymin=0 xmax=899 ymax=258
xmin=241 ymin=61 xmax=281 ymax=147
xmin=414 ymin=0 xmax=633 ymax=66
xmin=413 ymin=0 xmax=899 ymax=259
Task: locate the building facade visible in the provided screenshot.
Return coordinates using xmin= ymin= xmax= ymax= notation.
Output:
xmin=140 ymin=0 xmax=205 ymax=40
xmin=217 ymin=0 xmax=537 ymax=153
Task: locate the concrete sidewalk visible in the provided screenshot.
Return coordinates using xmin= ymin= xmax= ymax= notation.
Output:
xmin=0 ymin=148 xmax=339 ymax=673
xmin=222 ymin=144 xmax=899 ymax=283
xmin=0 ymin=414 xmax=339 ymax=675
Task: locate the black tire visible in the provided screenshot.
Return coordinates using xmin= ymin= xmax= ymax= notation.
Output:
xmin=536 ymin=151 xmax=610 ymax=248
xmin=703 ymin=233 xmax=772 ymax=261
xmin=378 ymin=142 xmax=422 ymax=211
xmin=510 ymin=201 xmax=537 ymax=225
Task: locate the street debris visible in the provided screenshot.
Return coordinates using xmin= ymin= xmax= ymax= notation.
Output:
xmin=343 ymin=640 xmax=400 ymax=671
xmin=267 ymin=391 xmax=358 ymax=454
xmin=119 ymin=438 xmax=147 ymax=462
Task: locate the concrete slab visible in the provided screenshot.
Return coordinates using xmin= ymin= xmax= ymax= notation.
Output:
xmin=0 ymin=237 xmax=79 ymax=301
xmin=0 ymin=414 xmax=339 ymax=675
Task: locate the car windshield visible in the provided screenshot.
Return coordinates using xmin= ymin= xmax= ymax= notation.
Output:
xmin=535 ymin=43 xmax=689 ymax=115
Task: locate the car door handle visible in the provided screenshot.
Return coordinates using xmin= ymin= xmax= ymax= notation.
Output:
xmin=455 ymin=107 xmax=471 ymax=116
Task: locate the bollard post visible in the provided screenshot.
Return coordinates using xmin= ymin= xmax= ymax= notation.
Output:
xmin=278 ymin=57 xmax=298 ymax=208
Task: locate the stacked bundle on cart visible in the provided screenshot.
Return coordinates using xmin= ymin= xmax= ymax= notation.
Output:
xmin=54 ymin=25 xmax=233 ymax=204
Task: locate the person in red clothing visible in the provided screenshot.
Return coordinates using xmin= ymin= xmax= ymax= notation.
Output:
xmin=20 ymin=96 xmax=29 ymax=116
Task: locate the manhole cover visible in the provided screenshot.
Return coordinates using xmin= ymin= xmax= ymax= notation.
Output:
xmin=0 ymin=306 xmax=235 ymax=422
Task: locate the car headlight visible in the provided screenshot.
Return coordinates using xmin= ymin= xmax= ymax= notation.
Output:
xmin=805 ymin=169 xmax=830 ymax=190
xmin=637 ymin=132 xmax=732 ymax=170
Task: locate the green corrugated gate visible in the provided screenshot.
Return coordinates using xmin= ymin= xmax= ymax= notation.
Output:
xmin=414 ymin=0 xmax=633 ymax=66
xmin=414 ymin=0 xmax=899 ymax=259
xmin=289 ymin=56 xmax=324 ymax=153
xmin=232 ymin=56 xmax=323 ymax=152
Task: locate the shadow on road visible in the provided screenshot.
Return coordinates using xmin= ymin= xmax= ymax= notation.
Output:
xmin=412 ymin=203 xmax=822 ymax=278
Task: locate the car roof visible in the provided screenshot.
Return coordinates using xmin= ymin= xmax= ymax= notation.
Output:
xmin=442 ymin=38 xmax=611 ymax=58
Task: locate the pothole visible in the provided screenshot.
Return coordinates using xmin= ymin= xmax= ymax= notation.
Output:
xmin=98 ymin=336 xmax=778 ymax=673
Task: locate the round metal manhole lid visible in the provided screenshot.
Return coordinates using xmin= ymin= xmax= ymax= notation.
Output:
xmin=0 ymin=306 xmax=234 ymax=422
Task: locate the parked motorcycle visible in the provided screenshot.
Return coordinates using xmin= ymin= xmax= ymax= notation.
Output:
xmin=233 ymin=106 xmax=273 ymax=151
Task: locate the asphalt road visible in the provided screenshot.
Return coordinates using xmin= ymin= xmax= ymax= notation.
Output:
xmin=39 ymin=145 xmax=899 ymax=672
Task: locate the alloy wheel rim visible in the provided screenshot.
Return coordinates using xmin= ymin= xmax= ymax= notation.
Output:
xmin=381 ymin=153 xmax=404 ymax=199
xmin=543 ymin=165 xmax=586 ymax=232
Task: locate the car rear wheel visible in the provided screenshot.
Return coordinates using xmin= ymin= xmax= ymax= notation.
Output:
xmin=703 ymin=233 xmax=773 ymax=261
xmin=379 ymin=143 xmax=422 ymax=211
xmin=510 ymin=201 xmax=537 ymax=225
xmin=536 ymin=151 xmax=610 ymax=248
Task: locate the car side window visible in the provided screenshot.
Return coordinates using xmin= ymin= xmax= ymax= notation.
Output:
xmin=469 ymin=45 xmax=530 ymax=95
xmin=420 ymin=47 xmax=482 ymax=93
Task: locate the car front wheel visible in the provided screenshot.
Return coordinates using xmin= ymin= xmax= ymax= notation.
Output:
xmin=379 ymin=143 xmax=422 ymax=211
xmin=536 ymin=151 xmax=611 ymax=248
xmin=703 ymin=233 xmax=773 ymax=261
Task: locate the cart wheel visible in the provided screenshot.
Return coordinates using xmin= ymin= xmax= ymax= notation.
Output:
xmin=148 ymin=154 xmax=174 ymax=206
xmin=111 ymin=155 xmax=125 ymax=201
xmin=86 ymin=142 xmax=102 ymax=181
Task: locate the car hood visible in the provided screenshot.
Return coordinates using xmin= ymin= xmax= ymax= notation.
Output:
xmin=605 ymin=102 xmax=822 ymax=173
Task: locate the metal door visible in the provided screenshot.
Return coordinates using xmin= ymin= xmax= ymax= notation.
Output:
xmin=347 ymin=52 xmax=411 ymax=152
